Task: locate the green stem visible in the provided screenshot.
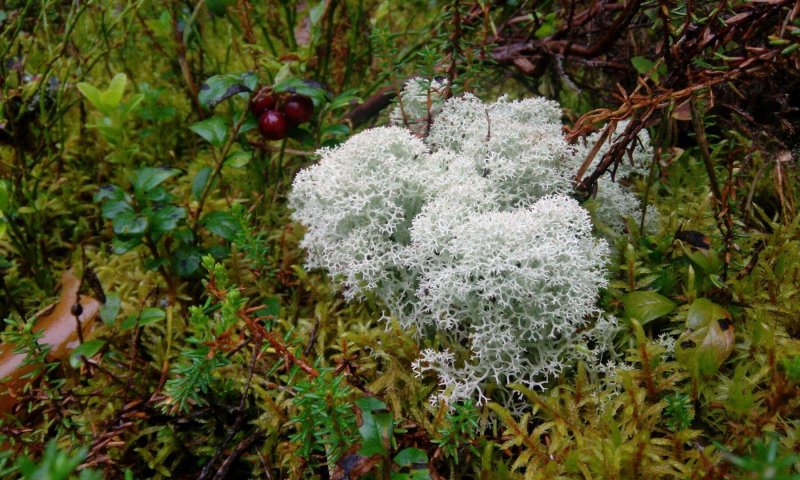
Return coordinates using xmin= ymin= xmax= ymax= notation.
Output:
xmin=193 ymin=111 xmax=250 ymax=235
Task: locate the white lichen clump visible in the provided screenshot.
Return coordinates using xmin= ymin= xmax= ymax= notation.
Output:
xmin=290 ymin=86 xmax=653 ymax=406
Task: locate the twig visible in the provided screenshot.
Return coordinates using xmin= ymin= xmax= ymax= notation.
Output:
xmin=212 ymin=429 xmax=266 ymax=480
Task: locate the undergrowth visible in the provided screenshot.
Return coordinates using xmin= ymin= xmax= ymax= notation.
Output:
xmin=0 ymin=1 xmax=798 ymax=479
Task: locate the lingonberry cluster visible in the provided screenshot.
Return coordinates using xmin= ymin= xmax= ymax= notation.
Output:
xmin=250 ymin=86 xmax=314 ymax=140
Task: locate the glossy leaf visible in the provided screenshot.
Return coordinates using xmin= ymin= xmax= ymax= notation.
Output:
xmin=198 ymin=72 xmax=257 ymax=110
xmin=356 ymin=397 xmax=392 ymax=457
xmin=111 ymin=237 xmax=142 ymax=254
xmin=149 ymin=205 xmax=186 ymax=235
xmin=101 ymin=200 xmax=133 ymax=220
xmin=192 ymin=167 xmax=213 ymax=201
xmin=69 ymin=340 xmax=105 ymax=368
xmin=394 ymin=448 xmax=428 ymax=467
xmin=687 ymin=298 xmax=731 ymax=330
xmin=622 ymin=291 xmax=676 ymax=324
xmin=173 ymin=246 xmax=202 ymax=277
xmin=112 ymin=211 xmax=148 ymax=236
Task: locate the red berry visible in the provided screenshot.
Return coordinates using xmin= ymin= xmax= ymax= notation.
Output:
xmin=258 ymin=110 xmax=287 ymax=140
xmin=250 ymin=87 xmax=276 ymax=116
xmin=282 ymin=94 xmax=314 ymax=127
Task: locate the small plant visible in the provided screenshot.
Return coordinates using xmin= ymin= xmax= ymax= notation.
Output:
xmin=434 ymin=400 xmax=480 ymax=465
xmin=720 ymin=434 xmax=800 ymax=480
xmin=95 ymin=166 xmax=240 ymax=289
xmin=290 ymin=369 xmax=358 ymax=469
xmin=14 ymin=440 xmax=101 ymax=480
xmin=663 ymin=392 xmax=694 ymax=431
xmin=161 ymin=256 xmax=241 ymax=413
xmin=77 ymin=73 xmax=144 ymax=164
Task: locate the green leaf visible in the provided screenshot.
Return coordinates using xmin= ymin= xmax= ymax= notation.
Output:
xmin=131 ymin=167 xmax=180 ymax=195
xmin=123 ymin=93 xmax=144 ymax=117
xmin=676 ymin=319 xmax=735 ymax=376
xmin=77 ymin=82 xmax=105 ymax=113
xmin=681 ymin=244 xmax=722 ymax=274
xmin=309 ymin=0 xmax=326 ymax=25
xmin=201 ymin=211 xmax=239 ymax=240
xmin=69 ymin=340 xmax=106 ymax=368
xmin=394 ymin=448 xmax=428 ymax=467
xmin=173 ymin=227 xmax=195 ymax=245
xmin=321 ymin=124 xmax=349 ymax=139
xmin=190 ymin=116 xmax=228 ymax=148
xmin=327 ymin=90 xmax=360 ymax=111
xmin=622 ymin=291 xmax=676 ymax=325
xmin=139 ymin=307 xmax=165 ymax=326
xmin=678 ymin=300 xmax=735 ymax=377
xmin=100 ymin=293 xmax=121 ymax=326
xmin=205 ymin=0 xmax=235 ymax=16
xmin=533 ymin=12 xmax=557 ymax=38
xmin=356 ymin=397 xmax=393 ymax=457
xmin=239 ymin=112 xmax=258 ymax=135
xmin=198 ymin=72 xmax=258 ymax=110
xmin=631 ymin=56 xmax=656 ymax=75
xmin=687 ymin=298 xmax=731 ymax=329
xmin=144 ymin=257 xmax=168 ymax=272
xmin=120 ymin=314 xmax=138 ymax=331
xmin=111 ymin=236 xmax=141 ymax=254
xmin=273 ymin=78 xmax=329 ymax=104
xmin=112 ymin=211 xmax=148 ymax=236
xmin=149 ymin=205 xmax=186 ymax=235
xmin=252 ymin=297 xmax=279 ymax=323
xmin=94 ymin=185 xmax=125 ymax=203
xmin=224 ymin=150 xmax=252 ymax=168
xmin=101 ymin=200 xmax=133 ymax=220
xmin=173 ymin=246 xmax=202 ymax=277
xmin=101 ymin=73 xmax=128 ymax=109
xmin=140 ymin=186 xmax=169 ymax=203
xmin=192 ymin=167 xmax=213 ymax=201
xmin=206 ymin=244 xmax=229 ymax=261
xmin=0 ymin=179 xmax=9 ymax=211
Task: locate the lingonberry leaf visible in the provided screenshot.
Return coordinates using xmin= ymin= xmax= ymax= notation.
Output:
xmin=198 ymin=72 xmax=258 ymax=110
